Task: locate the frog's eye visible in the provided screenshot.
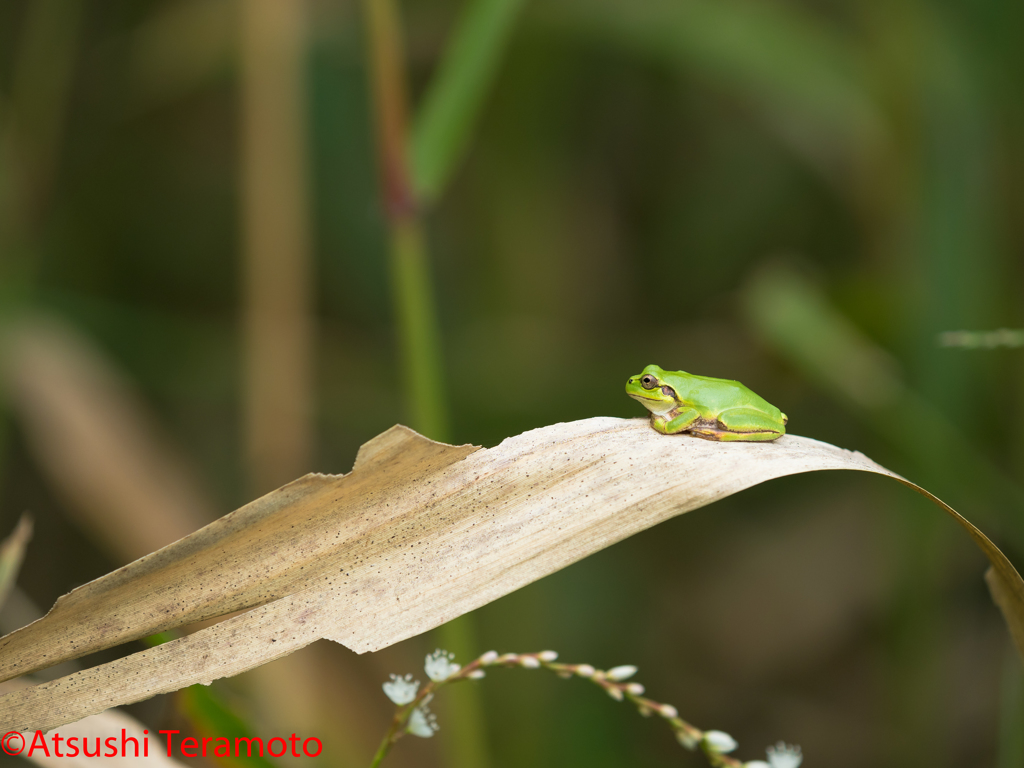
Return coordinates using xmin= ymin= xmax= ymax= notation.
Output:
xmin=640 ymin=374 xmax=657 ymax=390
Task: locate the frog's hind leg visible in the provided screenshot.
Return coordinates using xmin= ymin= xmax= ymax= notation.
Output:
xmin=709 ymin=407 xmax=786 ymax=442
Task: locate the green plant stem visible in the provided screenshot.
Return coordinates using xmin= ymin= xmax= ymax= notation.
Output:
xmin=363 ymin=0 xmax=449 ymax=442
xmin=368 ymin=710 xmax=406 ymax=768
xmin=389 ymin=218 xmax=449 ymax=440
xmin=362 ymin=2 xmax=484 ymax=766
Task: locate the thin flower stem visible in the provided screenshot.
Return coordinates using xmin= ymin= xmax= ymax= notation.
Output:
xmin=368 ymin=717 xmax=393 ymax=766
xmin=370 ymin=651 xmax=759 ymax=767
xmin=369 ymin=695 xmax=436 ymax=768
xmin=369 ymin=729 xmax=389 ymax=765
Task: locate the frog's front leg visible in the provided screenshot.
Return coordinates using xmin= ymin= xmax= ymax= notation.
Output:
xmin=652 ymin=408 xmax=701 ymax=435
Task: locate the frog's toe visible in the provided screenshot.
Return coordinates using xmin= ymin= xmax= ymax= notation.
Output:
xmin=714 ymin=430 xmax=784 ymax=442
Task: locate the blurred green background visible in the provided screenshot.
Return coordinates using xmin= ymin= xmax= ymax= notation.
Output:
xmin=1 ymin=0 xmax=1022 ymax=766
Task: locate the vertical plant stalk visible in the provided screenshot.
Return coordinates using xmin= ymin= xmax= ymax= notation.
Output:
xmin=391 ymin=220 xmax=449 ymax=442
xmin=362 ymin=0 xmax=449 ymax=442
xmin=7 ymin=0 xmax=83 ymax=234
xmin=240 ymin=0 xmax=314 ymax=493
xmin=238 ymin=8 xmax=358 ymax=764
xmin=362 ymin=2 xmax=483 ymax=766
xmin=0 ymin=0 xmax=83 ymax=503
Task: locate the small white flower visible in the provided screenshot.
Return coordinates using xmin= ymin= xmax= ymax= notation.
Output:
xmin=607 ymin=665 xmax=638 ymax=681
xmin=575 ymin=664 xmax=596 ymax=677
xmin=520 ymin=656 xmax=541 ymax=668
xmin=658 ymin=704 xmax=678 ymax=719
xmin=479 ymin=650 xmax=499 ymax=664
xmin=538 ymin=650 xmax=559 ymax=662
xmin=766 ymin=742 xmax=802 ymax=768
xmin=424 ymin=649 xmax=460 ymax=682
xmin=625 ymin=682 xmax=645 ymax=695
xmin=703 ymin=730 xmax=738 ymax=753
xmin=406 ymin=705 xmax=438 ymax=738
xmin=744 ymin=762 xmax=771 ymax=768
xmin=382 ymin=673 xmax=419 ymax=705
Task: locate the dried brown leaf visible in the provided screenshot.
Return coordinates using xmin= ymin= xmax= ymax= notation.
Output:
xmin=0 ymin=418 xmax=1020 ymax=731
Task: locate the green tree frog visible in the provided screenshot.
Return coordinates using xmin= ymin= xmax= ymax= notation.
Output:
xmin=625 ymin=364 xmax=787 ymax=441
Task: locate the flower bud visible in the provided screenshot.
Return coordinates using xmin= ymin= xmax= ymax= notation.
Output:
xmin=607 ymin=665 xmax=638 ymax=681
xmin=703 ymin=730 xmax=738 ymax=753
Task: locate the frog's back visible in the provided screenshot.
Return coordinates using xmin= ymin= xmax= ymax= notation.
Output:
xmin=662 ymin=369 xmax=783 ymax=417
